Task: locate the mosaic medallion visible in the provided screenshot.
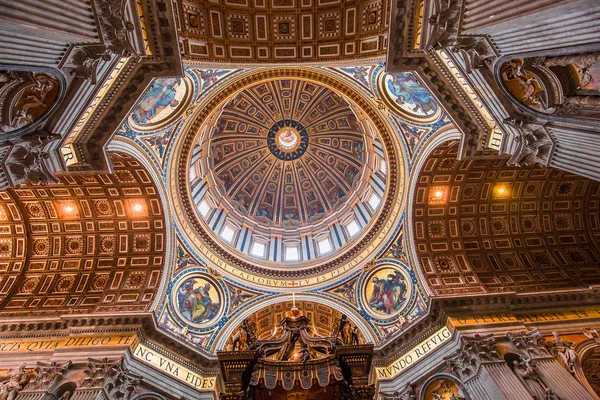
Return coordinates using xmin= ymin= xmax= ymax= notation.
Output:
xmin=378 ymin=71 xmax=441 ymax=122
xmin=362 ymin=265 xmax=412 ymax=319
xmin=129 ymin=76 xmax=192 ymax=131
xmin=267 ymin=119 xmax=309 ymax=161
xmin=172 ymin=273 xmax=224 ymax=329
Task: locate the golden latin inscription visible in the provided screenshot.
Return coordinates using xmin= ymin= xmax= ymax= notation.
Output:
xmin=449 ymin=307 xmax=600 ymax=328
xmin=375 ymin=327 xmax=453 ymax=380
xmin=134 ymin=344 xmax=216 ymax=391
xmin=0 ymin=334 xmax=137 ymax=353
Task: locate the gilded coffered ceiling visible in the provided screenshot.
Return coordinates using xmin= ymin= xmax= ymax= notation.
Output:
xmin=413 ymin=140 xmax=600 ymax=295
xmin=0 ymin=152 xmax=167 ymax=317
xmin=177 ymin=0 xmax=391 ymax=64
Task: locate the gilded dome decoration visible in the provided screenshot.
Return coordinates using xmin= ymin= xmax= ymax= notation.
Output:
xmin=209 ymin=80 xmax=368 ymax=229
xmin=190 ymin=77 xmax=389 ymax=269
xmin=175 ymin=67 xmax=404 ymax=287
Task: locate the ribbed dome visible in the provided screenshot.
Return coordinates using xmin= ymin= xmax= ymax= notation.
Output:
xmin=210 ymin=79 xmax=366 ymax=229
xmin=187 ymin=72 xmax=391 ymax=270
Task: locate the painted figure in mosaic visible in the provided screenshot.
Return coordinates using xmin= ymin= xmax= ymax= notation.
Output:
xmin=131 ymin=78 xmax=181 ymax=124
xmin=187 ymin=283 xmax=216 ymax=323
xmin=178 ymin=279 xmax=219 ymax=324
xmin=387 ymin=73 xmax=437 ymax=115
xmin=368 ymin=271 xmax=406 ymax=315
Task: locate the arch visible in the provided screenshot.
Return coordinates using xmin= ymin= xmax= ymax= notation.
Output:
xmin=131 ymin=394 xmax=167 ymax=400
xmin=43 ymin=381 xmax=78 ymax=400
xmin=109 ymin=139 xmax=175 ymax=312
xmin=212 ymin=293 xmax=378 ymax=351
xmin=405 ymin=126 xmax=463 ymax=297
xmin=576 ymin=339 xmax=600 ymax=399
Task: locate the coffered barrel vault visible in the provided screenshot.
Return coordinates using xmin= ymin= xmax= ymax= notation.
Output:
xmin=413 ymin=141 xmax=600 ymax=296
xmin=0 ymin=152 xmax=166 ymax=316
xmin=178 ymin=0 xmax=391 ymax=64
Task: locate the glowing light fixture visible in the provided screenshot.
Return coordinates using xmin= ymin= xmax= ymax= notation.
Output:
xmin=60 ymin=202 xmax=78 ymax=217
xmin=494 ymin=184 xmax=510 ymax=197
xmin=428 ymin=186 xmax=448 ymax=205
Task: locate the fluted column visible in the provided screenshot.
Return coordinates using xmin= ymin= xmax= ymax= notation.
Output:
xmin=534 ymin=358 xmax=594 ymax=400
xmin=446 ymin=334 xmax=534 ymax=400
xmin=505 ymin=329 xmax=595 ymax=400
xmin=0 ymin=0 xmax=98 ymax=44
xmin=547 ymin=124 xmax=600 ymax=181
xmin=461 ymin=0 xmax=600 ymax=55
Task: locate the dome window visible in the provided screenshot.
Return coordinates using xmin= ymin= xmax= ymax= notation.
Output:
xmin=317 ymin=238 xmax=332 ymax=255
xmin=285 ymin=245 xmax=299 ymax=262
xmin=380 ymin=159 xmax=387 ymax=175
xmin=251 ymin=241 xmax=266 ymax=258
xmin=368 ymin=193 xmax=381 ymax=211
xmin=220 ymin=224 xmax=236 ymax=243
xmin=197 ymin=199 xmax=211 ymax=218
xmin=345 ymin=219 xmax=360 ymax=237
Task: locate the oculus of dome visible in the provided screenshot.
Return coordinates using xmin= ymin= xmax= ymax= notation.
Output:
xmin=174 ymin=68 xmax=404 ymax=284
xmin=267 ymin=119 xmax=309 ymax=160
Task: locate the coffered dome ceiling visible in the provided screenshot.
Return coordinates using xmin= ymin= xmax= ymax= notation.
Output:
xmin=209 ymin=79 xmax=368 ymax=229
xmin=190 ymin=77 xmax=389 ymax=270
xmin=177 ymin=67 xmax=404 ymax=284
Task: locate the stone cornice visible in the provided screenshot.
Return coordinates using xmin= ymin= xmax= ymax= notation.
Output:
xmin=0 ymin=314 xmax=219 ymax=371
xmin=374 ymin=288 xmax=600 ymax=362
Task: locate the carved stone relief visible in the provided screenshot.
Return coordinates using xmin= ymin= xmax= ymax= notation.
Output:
xmin=546 ymin=332 xmax=579 ymax=375
xmin=503 ymin=118 xmax=555 ymax=167
xmin=0 ymin=364 xmax=34 ymax=400
xmin=0 ymin=71 xmax=60 ymax=134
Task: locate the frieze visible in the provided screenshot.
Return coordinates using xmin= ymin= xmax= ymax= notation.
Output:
xmin=133 ymin=343 xmax=216 ymax=391
xmin=376 ymin=326 xmax=452 ymax=380
xmin=449 ymin=307 xmax=600 ymax=329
